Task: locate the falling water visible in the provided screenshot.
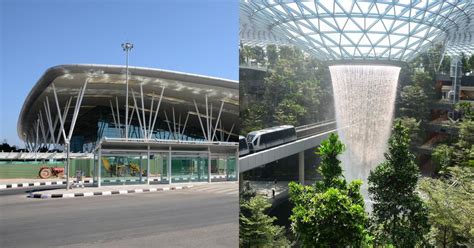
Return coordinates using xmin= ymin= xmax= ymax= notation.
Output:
xmin=329 ymin=65 xmax=400 ymax=198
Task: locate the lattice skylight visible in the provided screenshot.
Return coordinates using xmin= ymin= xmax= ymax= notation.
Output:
xmin=241 ymin=0 xmax=474 ymax=61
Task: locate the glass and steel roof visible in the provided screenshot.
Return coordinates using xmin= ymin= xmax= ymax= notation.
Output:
xmin=241 ymin=0 xmax=474 ymax=61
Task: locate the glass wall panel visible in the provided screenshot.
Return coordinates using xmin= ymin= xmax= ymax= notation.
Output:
xmin=150 ymin=153 xmax=169 ymax=184
xmin=100 ymin=153 xmax=147 ymax=185
xmin=211 ymin=156 xmax=227 ymax=182
xmin=171 ymin=152 xmax=208 ymax=183
xmin=227 ymin=156 xmax=237 ymax=181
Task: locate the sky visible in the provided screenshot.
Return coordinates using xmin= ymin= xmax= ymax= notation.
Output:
xmin=0 ymin=0 xmax=239 ymax=147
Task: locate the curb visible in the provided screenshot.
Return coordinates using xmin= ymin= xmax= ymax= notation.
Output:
xmin=0 ymin=180 xmax=93 ymax=190
xmin=29 ymin=185 xmax=193 ymax=199
xmin=1 ymin=175 xmax=236 ymax=189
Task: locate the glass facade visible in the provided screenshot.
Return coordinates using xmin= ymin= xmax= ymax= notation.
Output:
xmin=95 ymin=148 xmax=237 ymax=186
xmin=211 ymin=154 xmax=238 ymax=182
xmin=100 ymin=154 xmax=147 ymax=185
xmin=150 ymin=153 xmax=169 ymax=184
xmin=171 ymin=152 xmax=208 ymax=183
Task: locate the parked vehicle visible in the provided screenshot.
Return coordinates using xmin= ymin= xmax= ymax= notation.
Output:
xmin=38 ymin=166 xmax=64 ymax=179
xmin=246 ymin=125 xmax=297 ymax=153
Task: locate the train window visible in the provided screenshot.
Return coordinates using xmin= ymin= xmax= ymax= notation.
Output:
xmin=239 ymin=139 xmax=247 ymax=150
xmin=247 ymin=134 xmax=255 ymax=143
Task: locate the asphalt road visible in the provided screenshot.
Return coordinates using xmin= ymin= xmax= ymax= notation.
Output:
xmin=0 ymin=183 xmax=238 ymax=248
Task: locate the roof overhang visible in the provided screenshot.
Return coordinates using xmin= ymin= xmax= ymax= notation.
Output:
xmin=18 ymin=64 xmax=239 ymax=141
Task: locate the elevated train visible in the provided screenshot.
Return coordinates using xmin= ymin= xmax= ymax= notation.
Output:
xmin=239 ymin=120 xmax=337 ymax=157
xmin=239 ymin=125 xmax=297 ymax=156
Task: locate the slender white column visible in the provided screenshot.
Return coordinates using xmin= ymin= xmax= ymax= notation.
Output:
xmin=98 ymin=145 xmax=102 ymax=187
xmin=211 ymin=101 xmax=225 ymax=141
xmin=172 ymin=107 xmax=176 ymax=137
xmin=208 ymin=147 xmax=211 ymax=183
xmin=147 ymin=145 xmax=150 ymax=185
xmin=149 ymin=87 xmax=165 ymax=139
xmin=168 ymin=146 xmax=172 ymax=184
xmin=51 ymin=84 xmax=68 ymax=142
xmin=209 ymin=103 xmax=213 ymax=141
xmin=109 ymin=100 xmax=118 ymax=130
xmin=54 ymin=97 xmax=72 ymax=145
xmin=226 ymin=123 xmax=235 ymax=142
xmin=205 ymin=95 xmax=209 ymax=141
xmin=43 ymin=100 xmax=55 ymax=145
xmin=131 ymin=89 xmax=145 ymax=138
xmin=115 ymin=97 xmax=122 ymax=138
xmin=193 ymin=99 xmax=207 ymax=140
xmin=177 ymin=113 xmax=181 ymax=140
xmin=163 ymin=111 xmax=174 ymax=140
xmin=181 ymin=113 xmax=190 ymax=136
xmin=139 ymin=84 xmax=147 ymax=138
xmin=147 ymin=92 xmax=155 ymax=137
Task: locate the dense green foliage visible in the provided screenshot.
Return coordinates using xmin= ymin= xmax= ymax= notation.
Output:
xmin=240 ymin=45 xmax=332 ymax=134
xmin=289 ymin=134 xmax=369 ymax=247
xmin=239 ymin=195 xmax=291 ymax=248
xmin=368 ymin=121 xmax=430 ymax=247
xmin=399 ymin=84 xmax=429 ymax=121
xmin=419 ymin=167 xmax=474 ymax=247
xmin=432 ymin=117 xmax=474 ymax=170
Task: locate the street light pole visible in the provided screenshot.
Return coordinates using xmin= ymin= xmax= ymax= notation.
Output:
xmin=122 ymin=42 xmax=133 ymax=140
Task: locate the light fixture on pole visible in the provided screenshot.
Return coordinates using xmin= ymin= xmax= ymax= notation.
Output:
xmin=122 ymin=42 xmax=133 ymax=140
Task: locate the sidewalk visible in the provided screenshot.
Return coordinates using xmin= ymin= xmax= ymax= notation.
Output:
xmin=0 ymin=177 xmax=93 ymax=189
xmin=29 ymin=183 xmax=194 ymax=199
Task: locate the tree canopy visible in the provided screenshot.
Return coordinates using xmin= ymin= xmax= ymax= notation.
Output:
xmin=289 ymin=133 xmax=369 ymax=247
xmin=239 ymin=195 xmax=291 ymax=247
xmin=368 ymin=121 xmax=430 ymax=247
xmin=240 ymin=45 xmax=333 ymax=134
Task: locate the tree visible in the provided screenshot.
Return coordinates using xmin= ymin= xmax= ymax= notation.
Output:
xmin=399 ymin=85 xmax=429 ymax=121
xmin=452 ymin=120 xmax=474 ymax=167
xmin=289 ymin=133 xmax=369 ymax=247
xmin=0 ymin=142 xmax=19 ymax=152
xmin=252 ymin=46 xmax=266 ymax=65
xmin=241 ymin=105 xmax=266 ymax=135
xmin=468 ymin=54 xmax=474 ymax=74
xmin=273 ymin=99 xmax=306 ymax=126
xmin=396 ymin=117 xmax=423 ymax=147
xmin=455 ymin=102 xmax=474 ymax=121
xmin=419 ymin=167 xmax=474 ymax=247
xmin=432 ymin=144 xmax=455 ymax=171
xmin=239 ymin=195 xmax=291 ymax=247
xmin=368 ymin=121 xmax=430 ymax=247
xmin=461 ymin=53 xmax=469 ymax=75
xmin=266 ymin=44 xmax=278 ymax=68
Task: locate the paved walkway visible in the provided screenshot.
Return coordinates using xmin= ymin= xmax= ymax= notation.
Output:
xmin=246 ymin=180 xmax=290 ymax=199
xmin=0 ymin=178 xmax=93 ymax=189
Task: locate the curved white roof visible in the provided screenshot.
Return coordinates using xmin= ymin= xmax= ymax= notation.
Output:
xmin=18 ymin=64 xmax=239 ymax=141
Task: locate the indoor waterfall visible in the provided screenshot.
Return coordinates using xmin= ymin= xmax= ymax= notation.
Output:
xmin=329 ymin=65 xmax=401 ymax=199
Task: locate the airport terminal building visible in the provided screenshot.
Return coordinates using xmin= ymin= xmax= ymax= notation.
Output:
xmin=17 ymin=64 xmax=239 ymax=186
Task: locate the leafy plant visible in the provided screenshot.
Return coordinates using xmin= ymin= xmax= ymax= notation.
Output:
xmin=289 ymin=133 xmax=369 ymax=247
xmin=368 ymin=121 xmax=430 ymax=247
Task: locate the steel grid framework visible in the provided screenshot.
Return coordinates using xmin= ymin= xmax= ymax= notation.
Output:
xmin=241 ymin=0 xmax=474 ymax=61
